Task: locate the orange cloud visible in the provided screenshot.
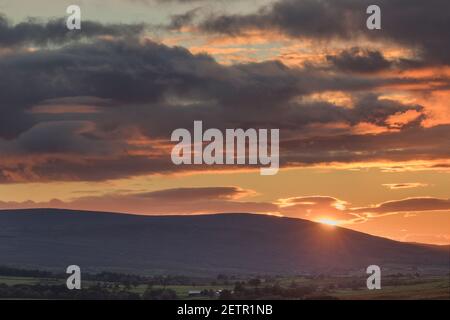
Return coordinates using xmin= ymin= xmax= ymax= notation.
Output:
xmin=382 ymin=183 xmax=428 ymax=190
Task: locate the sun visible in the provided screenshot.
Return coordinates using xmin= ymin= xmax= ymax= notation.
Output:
xmin=317 ymin=218 xmax=339 ymax=226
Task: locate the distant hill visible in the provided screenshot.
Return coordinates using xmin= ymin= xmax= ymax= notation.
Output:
xmin=0 ymin=209 xmax=448 ymax=275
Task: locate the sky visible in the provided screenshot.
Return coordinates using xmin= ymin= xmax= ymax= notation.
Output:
xmin=0 ymin=0 xmax=449 ymax=245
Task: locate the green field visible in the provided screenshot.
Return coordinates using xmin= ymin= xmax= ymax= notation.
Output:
xmin=0 ymin=272 xmax=448 ymax=300
xmin=334 ymin=278 xmax=450 ymax=300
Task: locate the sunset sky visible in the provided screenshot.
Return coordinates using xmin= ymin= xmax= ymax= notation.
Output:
xmin=0 ymin=0 xmax=449 ymax=245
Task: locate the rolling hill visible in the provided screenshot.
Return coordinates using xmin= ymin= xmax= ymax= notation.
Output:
xmin=0 ymin=209 xmax=448 ymax=275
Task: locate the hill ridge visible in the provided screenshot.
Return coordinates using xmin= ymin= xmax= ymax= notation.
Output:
xmin=0 ymin=209 xmax=448 ymax=275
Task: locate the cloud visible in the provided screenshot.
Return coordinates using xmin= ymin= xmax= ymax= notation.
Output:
xmin=382 ymin=183 xmax=428 ymax=190
xmin=1 ymin=187 xmax=449 ymax=229
xmin=0 ymin=186 xmax=277 ymax=215
xmin=353 ymin=197 xmax=450 ymax=216
xmin=276 ymin=195 xmax=450 ymax=222
xmin=326 ymin=48 xmax=392 ymax=73
xmin=0 ymin=12 xmax=447 ymax=182
xmin=167 ymin=8 xmax=201 ymax=31
xmin=0 ymin=14 xmax=146 ymax=47
xmin=190 ymin=0 xmax=450 ymax=65
xmin=139 ymin=186 xmax=252 ymax=200
xmin=276 ymin=196 xmax=358 ymax=223
xmin=281 ymin=124 xmax=450 ymax=166
xmin=0 ymin=188 xmax=358 ymax=220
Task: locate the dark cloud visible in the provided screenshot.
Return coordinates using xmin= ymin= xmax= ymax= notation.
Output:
xmin=0 ymin=14 xmax=145 ymax=47
xmin=281 ymin=124 xmax=450 ymax=166
xmin=199 ymin=0 xmax=361 ymax=38
xmin=15 ymin=121 xmax=117 ymax=155
xmin=191 ymin=0 xmax=450 ymax=65
xmin=284 ymin=94 xmax=424 ymax=129
xmin=4 ymin=120 xmax=448 ymax=182
xmin=1 ymin=36 xmax=423 ymax=139
xmin=326 ymin=48 xmax=392 ymax=73
xmin=0 ymin=39 xmax=220 ymax=138
xmin=167 ymin=8 xmax=201 ymax=30
xmin=0 ymin=106 xmax=33 ymax=140
xmin=141 ymin=186 xmax=250 ymax=200
xmin=0 ymin=11 xmax=445 ymax=183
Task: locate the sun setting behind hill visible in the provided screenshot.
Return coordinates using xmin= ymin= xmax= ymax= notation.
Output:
xmin=0 ymin=0 xmax=449 ymax=301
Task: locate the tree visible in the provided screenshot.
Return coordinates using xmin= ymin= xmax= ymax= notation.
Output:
xmin=248 ymin=278 xmax=261 ymax=287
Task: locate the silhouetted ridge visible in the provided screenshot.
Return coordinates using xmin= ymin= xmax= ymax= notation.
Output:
xmin=0 ymin=209 xmax=448 ymax=275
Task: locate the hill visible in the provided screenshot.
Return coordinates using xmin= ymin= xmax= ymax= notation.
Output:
xmin=0 ymin=209 xmax=448 ymax=275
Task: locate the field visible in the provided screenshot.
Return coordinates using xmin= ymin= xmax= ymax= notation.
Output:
xmin=0 ymin=268 xmax=448 ymax=300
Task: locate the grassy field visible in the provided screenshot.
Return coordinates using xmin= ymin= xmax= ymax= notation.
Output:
xmin=333 ymin=277 xmax=450 ymax=300
xmin=271 ymin=274 xmax=449 ymax=300
xmin=0 ymin=273 xmax=448 ymax=300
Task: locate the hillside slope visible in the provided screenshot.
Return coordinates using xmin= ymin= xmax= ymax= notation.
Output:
xmin=0 ymin=209 xmax=448 ymax=275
